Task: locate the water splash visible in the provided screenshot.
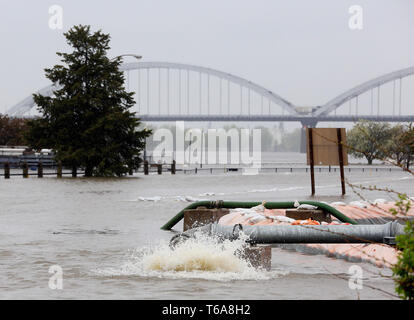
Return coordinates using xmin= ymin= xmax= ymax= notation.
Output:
xmin=94 ymin=233 xmax=287 ymax=281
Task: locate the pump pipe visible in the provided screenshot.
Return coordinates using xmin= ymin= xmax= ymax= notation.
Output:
xmin=171 ymin=221 xmax=403 ymax=245
xmin=212 ymin=221 xmax=404 ymax=244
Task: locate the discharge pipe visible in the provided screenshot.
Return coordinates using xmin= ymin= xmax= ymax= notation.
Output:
xmin=171 ymin=221 xmax=404 ymax=245
xmin=212 ymin=221 xmax=404 ymax=244
xmin=161 ymin=200 xmax=358 ymax=230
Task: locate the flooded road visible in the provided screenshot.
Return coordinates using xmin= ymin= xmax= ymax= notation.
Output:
xmin=1 ymin=162 xmax=413 ymax=299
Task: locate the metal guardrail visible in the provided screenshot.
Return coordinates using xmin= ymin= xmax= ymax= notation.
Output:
xmin=0 ymin=155 xmax=55 ymax=168
xmin=137 ymin=165 xmax=404 ymax=175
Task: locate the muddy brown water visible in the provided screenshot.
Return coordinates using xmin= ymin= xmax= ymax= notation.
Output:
xmin=1 ymin=162 xmax=413 ymax=299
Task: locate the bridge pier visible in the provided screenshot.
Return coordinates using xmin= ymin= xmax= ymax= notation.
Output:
xmin=300 ymin=120 xmax=318 ymax=154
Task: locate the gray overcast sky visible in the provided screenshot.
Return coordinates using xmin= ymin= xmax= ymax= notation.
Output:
xmin=1 ymin=0 xmax=414 ymax=114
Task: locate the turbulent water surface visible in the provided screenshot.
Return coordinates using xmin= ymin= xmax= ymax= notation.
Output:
xmin=1 ymin=154 xmax=413 ymax=299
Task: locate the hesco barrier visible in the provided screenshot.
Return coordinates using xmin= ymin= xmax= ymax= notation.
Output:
xmin=160 ymin=201 xmax=358 ymax=230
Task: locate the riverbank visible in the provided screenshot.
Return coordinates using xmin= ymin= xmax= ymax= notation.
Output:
xmin=1 ymin=167 xmax=412 ymax=299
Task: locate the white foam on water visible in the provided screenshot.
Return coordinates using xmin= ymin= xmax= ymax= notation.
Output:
xmin=180 ymin=196 xmax=208 ymax=202
xmin=133 ymin=183 xmax=344 ymax=204
xmin=135 ymin=195 xmax=209 ymax=202
xmin=199 ymin=192 xmax=215 ymax=196
xmin=94 ymin=234 xmax=287 ymax=281
xmin=137 ymin=196 xmax=162 ymax=202
xmin=397 ymin=176 xmax=413 ymax=181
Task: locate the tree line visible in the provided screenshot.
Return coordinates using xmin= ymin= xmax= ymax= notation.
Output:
xmin=0 ymin=115 xmax=28 ymax=146
xmin=347 ymin=120 xmax=414 ymax=168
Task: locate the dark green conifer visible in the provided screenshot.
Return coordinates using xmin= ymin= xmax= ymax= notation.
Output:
xmin=26 ymin=25 xmax=151 ymax=176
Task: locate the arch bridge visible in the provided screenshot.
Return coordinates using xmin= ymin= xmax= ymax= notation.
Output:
xmin=6 ymin=61 xmax=414 ymax=128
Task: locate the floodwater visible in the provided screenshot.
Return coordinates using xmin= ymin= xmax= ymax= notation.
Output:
xmin=1 ymin=153 xmax=413 ymax=299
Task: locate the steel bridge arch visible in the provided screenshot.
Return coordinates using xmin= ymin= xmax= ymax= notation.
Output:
xmin=6 ymin=84 xmax=58 ymax=117
xmin=6 ymin=61 xmax=298 ymax=117
xmin=315 ymin=66 xmax=414 ymax=116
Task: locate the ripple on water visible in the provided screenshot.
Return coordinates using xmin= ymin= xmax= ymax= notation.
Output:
xmin=51 ymin=228 xmax=120 ymax=235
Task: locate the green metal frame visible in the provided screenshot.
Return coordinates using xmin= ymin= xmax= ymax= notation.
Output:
xmin=160 ymin=200 xmax=358 ymax=230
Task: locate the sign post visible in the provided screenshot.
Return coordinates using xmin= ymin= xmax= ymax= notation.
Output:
xmin=308 ymin=128 xmax=316 ymax=195
xmin=336 ymin=128 xmax=346 ymax=195
xmin=306 ymin=128 xmax=348 ymax=196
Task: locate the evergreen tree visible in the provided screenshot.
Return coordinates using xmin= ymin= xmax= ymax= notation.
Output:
xmin=26 ymin=25 xmax=151 ymax=176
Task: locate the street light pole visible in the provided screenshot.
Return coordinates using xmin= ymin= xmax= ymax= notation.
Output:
xmin=111 ymin=54 xmax=142 ymax=61
xmin=111 ymin=54 xmax=142 ymax=92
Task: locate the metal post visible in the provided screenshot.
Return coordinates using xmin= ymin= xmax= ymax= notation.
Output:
xmin=171 ymin=160 xmax=176 ymax=174
xmin=207 ymin=75 xmax=210 ymax=115
xmin=248 ymin=89 xmax=251 ymax=115
xmin=138 ymin=69 xmax=141 ymax=114
xmin=240 ymin=85 xmax=243 ymax=114
xmin=37 ymin=162 xmax=43 ymax=178
xmin=355 ymin=96 xmax=358 ymax=115
xmin=167 ymin=68 xmax=170 ymax=115
xmin=187 ymin=69 xmax=190 ymax=115
xmin=199 ymin=72 xmax=202 ymax=114
xmin=377 ymin=85 xmax=380 ymax=115
xmin=337 ymin=128 xmax=346 ymax=195
xmin=179 ymin=69 xmax=182 ymax=115
xmin=147 ymin=69 xmax=150 ymax=114
xmin=370 ymin=89 xmax=374 ymax=115
xmin=22 ymin=162 xmax=28 ymax=178
xmin=72 ymin=166 xmax=77 ymax=178
xmin=200 ymin=130 xmax=204 ymax=169
xmin=4 ymin=162 xmax=10 ymax=179
xmin=399 ymin=78 xmax=402 ymax=115
xmin=393 ymin=80 xmax=396 ymax=116
xmin=261 ymin=96 xmax=264 ymax=115
xmin=144 ymin=160 xmax=149 ymax=175
xmin=308 ymin=128 xmax=315 ymax=196
xmin=57 ymin=161 xmax=62 ymax=178
xmin=219 ymin=78 xmax=222 ymax=115
xmin=158 ymin=68 xmax=161 ymax=115
xmin=227 ymin=80 xmax=230 ymax=115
